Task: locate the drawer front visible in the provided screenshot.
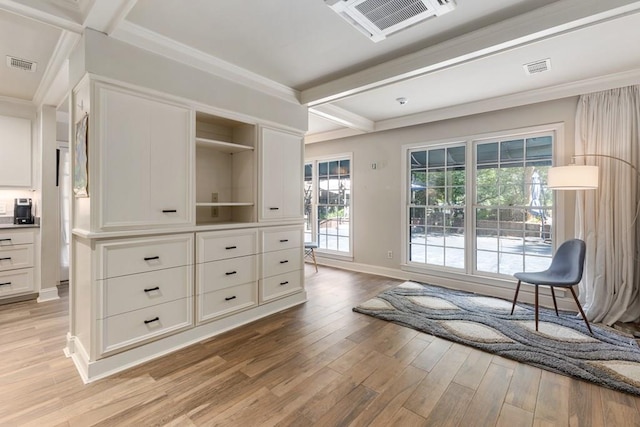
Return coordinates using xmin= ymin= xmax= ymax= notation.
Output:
xmin=197 ymin=255 xmax=257 ymax=294
xmin=261 ymin=270 xmax=303 ymax=303
xmin=100 ymin=297 xmax=193 ymax=355
xmin=99 ymin=234 xmax=193 ymax=279
xmin=101 ymin=266 xmax=192 ymax=318
xmin=197 ymin=230 xmax=257 ymax=263
xmin=261 ymin=227 xmax=302 ymax=253
xmin=0 ymin=268 xmax=34 ymax=297
xmin=199 ymin=282 xmax=257 ymax=323
xmin=0 ymin=245 xmax=34 ymax=271
xmin=262 ymin=247 xmax=302 ymax=278
xmin=0 ymin=230 xmax=34 ymax=246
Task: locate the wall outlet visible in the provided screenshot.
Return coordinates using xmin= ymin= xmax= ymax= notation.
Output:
xmin=211 ymin=192 xmax=219 ymax=218
xmin=387 ymin=250 xmax=393 ymax=259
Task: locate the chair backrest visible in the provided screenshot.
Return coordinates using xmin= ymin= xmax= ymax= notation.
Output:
xmin=547 ymin=239 xmax=586 ymax=285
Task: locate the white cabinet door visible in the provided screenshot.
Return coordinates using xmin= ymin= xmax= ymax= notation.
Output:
xmin=0 ymin=115 xmax=31 ymax=187
xmin=97 ymin=85 xmax=192 ymax=229
xmin=259 ymin=127 xmax=303 ymax=220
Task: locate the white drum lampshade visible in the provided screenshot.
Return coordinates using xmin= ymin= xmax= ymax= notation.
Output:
xmin=547 ymin=165 xmax=599 ymax=190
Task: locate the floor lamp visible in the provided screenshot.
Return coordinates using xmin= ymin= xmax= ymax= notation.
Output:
xmin=548 ymin=153 xmax=640 ymax=190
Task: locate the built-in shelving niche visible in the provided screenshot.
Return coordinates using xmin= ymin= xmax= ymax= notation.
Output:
xmin=195 ymin=112 xmax=256 ymax=226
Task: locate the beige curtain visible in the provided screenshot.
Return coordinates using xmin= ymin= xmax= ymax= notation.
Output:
xmin=575 ymin=85 xmax=640 ymax=325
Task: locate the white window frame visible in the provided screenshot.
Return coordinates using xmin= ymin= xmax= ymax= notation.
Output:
xmin=401 ymin=123 xmax=566 ymax=288
xmin=305 ymin=153 xmax=354 ymax=259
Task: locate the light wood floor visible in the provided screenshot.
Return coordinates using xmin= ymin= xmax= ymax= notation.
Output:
xmin=2 ymin=265 xmax=640 ymax=426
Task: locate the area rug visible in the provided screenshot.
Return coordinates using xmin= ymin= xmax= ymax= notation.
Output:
xmin=353 ymin=281 xmax=640 ymax=396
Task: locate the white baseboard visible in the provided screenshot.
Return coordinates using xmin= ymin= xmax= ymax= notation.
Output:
xmin=37 ymin=286 xmax=60 ymax=303
xmin=316 ymin=258 xmax=578 ymax=312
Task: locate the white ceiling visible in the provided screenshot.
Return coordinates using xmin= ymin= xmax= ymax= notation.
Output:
xmin=1 ymin=0 xmax=640 ymax=141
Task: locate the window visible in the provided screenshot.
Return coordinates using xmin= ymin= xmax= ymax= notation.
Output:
xmin=409 ymin=145 xmax=466 ymax=269
xmin=405 ymin=129 xmax=555 ymax=279
xmin=474 ymin=135 xmax=553 ymax=276
xmin=304 ymin=156 xmax=352 ymax=256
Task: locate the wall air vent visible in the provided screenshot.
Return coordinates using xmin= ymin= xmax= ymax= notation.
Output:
xmin=6 ymin=56 xmax=37 ymax=72
xmin=326 ymin=0 xmax=456 ymax=42
xmin=523 ymin=58 xmax=551 ymax=75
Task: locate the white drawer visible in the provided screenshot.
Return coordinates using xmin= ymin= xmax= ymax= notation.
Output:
xmin=0 ymin=268 xmax=34 ymax=297
xmin=198 ymin=282 xmax=257 ymax=323
xmin=197 ymin=255 xmax=257 ymax=294
xmin=262 ymin=247 xmax=302 ymax=278
xmin=0 ymin=245 xmax=34 ymax=271
xmin=98 ymin=234 xmax=193 ymax=279
xmin=100 ymin=266 xmax=192 ymax=318
xmin=197 ymin=230 xmax=257 ymax=262
xmin=100 ymin=297 xmax=193 ymax=355
xmin=261 ymin=227 xmax=302 ymax=252
xmin=0 ymin=229 xmax=34 ymax=246
xmin=260 ymin=270 xmax=303 ymax=303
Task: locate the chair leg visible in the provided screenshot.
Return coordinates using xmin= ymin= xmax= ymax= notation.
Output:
xmin=569 ymin=287 xmax=593 ymax=335
xmin=511 ymin=280 xmax=522 ymax=315
xmin=311 ymin=248 xmax=318 ymax=273
xmin=550 ymin=287 xmax=559 ymax=316
xmin=535 ymin=285 xmax=539 ymax=331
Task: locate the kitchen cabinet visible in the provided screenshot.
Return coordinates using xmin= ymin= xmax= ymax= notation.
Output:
xmin=0 ymin=229 xmax=35 ymax=299
xmin=0 ymin=115 xmax=31 ymax=187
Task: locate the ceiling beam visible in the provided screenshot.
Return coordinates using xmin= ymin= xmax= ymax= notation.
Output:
xmin=309 ymin=104 xmax=374 ymax=132
xmin=301 ymin=0 xmax=640 ymax=107
xmin=83 ymin=0 xmax=138 ymax=35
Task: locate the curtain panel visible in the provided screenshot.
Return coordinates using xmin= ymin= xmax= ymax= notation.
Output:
xmin=575 ymin=85 xmax=640 ymax=325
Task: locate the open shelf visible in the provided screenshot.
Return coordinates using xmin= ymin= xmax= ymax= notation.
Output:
xmin=195 ymin=202 xmax=254 ymax=207
xmin=195 ymin=137 xmax=254 ymax=153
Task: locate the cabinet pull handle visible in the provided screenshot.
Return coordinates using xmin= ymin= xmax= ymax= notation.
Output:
xmin=144 ymin=256 xmax=160 ymax=261
xmin=269 ymin=207 xmax=279 ymax=210
xmin=162 ymin=209 xmax=177 ymax=213
xmin=144 ymin=286 xmax=160 ymax=292
xmin=144 ymin=317 xmax=160 ymax=325
xmin=279 ymin=239 xmax=289 ymax=243
xmin=0 ymin=257 xmax=11 ymax=261
xmin=279 ymin=260 xmax=289 ymax=264
xmin=0 ymin=282 xmax=11 ymax=286
xmin=279 ymin=281 xmax=289 ymax=286
xmin=0 ymin=238 xmax=11 ymax=242
xmin=225 ymin=296 xmax=237 ymax=301
xmin=225 ymin=271 xmax=237 ymax=276
xmin=225 ymin=246 xmax=237 ymax=250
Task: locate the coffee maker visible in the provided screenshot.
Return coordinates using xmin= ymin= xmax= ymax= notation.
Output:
xmin=14 ymin=198 xmax=34 ymax=224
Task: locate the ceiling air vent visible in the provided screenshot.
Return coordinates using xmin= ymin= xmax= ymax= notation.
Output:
xmin=523 ymin=58 xmax=551 ymax=75
xmin=6 ymin=56 xmax=37 ymax=72
xmin=326 ymin=0 xmax=456 ymax=42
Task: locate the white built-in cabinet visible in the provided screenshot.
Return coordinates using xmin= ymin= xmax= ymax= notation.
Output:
xmin=95 ymin=83 xmax=192 ymax=230
xmin=0 ymin=115 xmax=31 ymax=187
xmin=69 ymin=77 xmax=306 ymax=382
xmin=0 ymin=229 xmax=35 ymax=299
xmin=259 ymin=127 xmax=304 ymax=221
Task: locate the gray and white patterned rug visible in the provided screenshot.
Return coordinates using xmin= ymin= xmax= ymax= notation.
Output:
xmin=353 ymin=281 xmax=640 ymax=396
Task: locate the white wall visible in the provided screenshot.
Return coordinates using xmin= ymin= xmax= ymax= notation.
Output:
xmin=305 ymin=96 xmax=579 ymax=277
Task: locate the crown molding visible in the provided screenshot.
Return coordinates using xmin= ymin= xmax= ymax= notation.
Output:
xmin=33 ymin=30 xmax=81 ymax=107
xmin=309 ymin=104 xmax=374 ymax=132
xmin=0 ymin=94 xmax=35 ymax=107
xmin=110 ymin=20 xmax=301 ymax=105
xmin=0 ymin=0 xmax=83 ymax=32
xmin=373 ymin=68 xmax=640 ymax=132
xmin=301 ymin=0 xmax=640 ymax=107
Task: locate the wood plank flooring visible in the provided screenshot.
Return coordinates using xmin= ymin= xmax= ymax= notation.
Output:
xmin=2 ymin=265 xmax=640 ymax=426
